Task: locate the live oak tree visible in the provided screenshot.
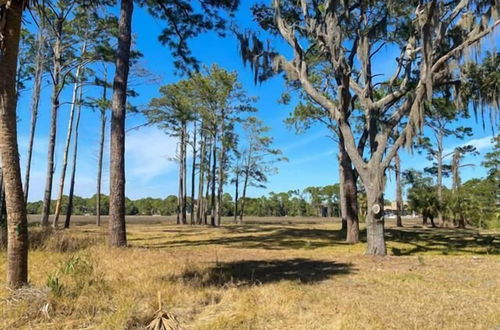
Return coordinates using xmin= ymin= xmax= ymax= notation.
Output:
xmin=238 ymin=0 xmax=499 ymax=255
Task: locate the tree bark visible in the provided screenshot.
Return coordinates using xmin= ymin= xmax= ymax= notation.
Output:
xmin=395 ymin=153 xmax=403 ymax=227
xmin=339 ymin=136 xmax=359 ymax=243
xmin=0 ymin=169 xmax=6 ymax=248
xmin=65 ymin=88 xmax=83 ymax=229
xmin=53 ymin=42 xmax=87 ymax=227
xmin=363 ymin=172 xmax=386 ymax=255
xmin=182 ymin=123 xmax=187 ymax=224
xmin=41 ymin=20 xmax=63 ymax=227
xmin=109 ymin=0 xmax=133 ymax=247
xmin=0 ymin=0 xmax=29 ymax=287
xmin=24 ymin=26 xmax=45 ymax=204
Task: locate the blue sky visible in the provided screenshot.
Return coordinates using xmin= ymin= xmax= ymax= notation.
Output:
xmin=17 ymin=3 xmax=497 ymax=202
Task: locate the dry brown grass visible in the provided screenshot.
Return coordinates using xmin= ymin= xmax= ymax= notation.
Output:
xmin=1 ymin=216 xmax=499 ymax=329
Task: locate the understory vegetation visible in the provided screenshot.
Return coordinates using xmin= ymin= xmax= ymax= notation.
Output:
xmin=1 ymin=217 xmax=499 ymax=329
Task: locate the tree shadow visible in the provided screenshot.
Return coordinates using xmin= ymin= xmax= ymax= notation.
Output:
xmin=167 ymin=258 xmax=354 ymax=287
xmin=137 ymin=227 xmax=360 ymax=250
xmin=387 ymin=228 xmax=499 ymax=255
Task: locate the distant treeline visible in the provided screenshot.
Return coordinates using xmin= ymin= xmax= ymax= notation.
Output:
xmin=26 ymin=185 xmax=347 ymax=218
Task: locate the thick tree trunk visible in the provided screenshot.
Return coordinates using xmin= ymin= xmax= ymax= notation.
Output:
xmin=41 ymin=24 xmax=63 ymax=227
xmin=53 ymin=46 xmax=86 ymax=227
xmin=364 ymin=173 xmax=386 ymax=256
xmin=339 ymin=160 xmax=347 ymax=231
xmin=0 ymin=0 xmax=29 ymax=287
xmin=24 ymin=26 xmax=45 ymax=204
xmin=339 ymin=137 xmax=359 ymax=243
xmin=395 ymin=154 xmax=403 ymax=227
xmin=65 ymin=89 xmax=82 ymax=229
xmin=210 ymin=132 xmax=217 ymax=227
xmin=109 ymin=0 xmax=133 ymax=247
xmin=422 ymin=213 xmax=428 ymax=227
xmin=190 ymin=122 xmax=197 ymax=225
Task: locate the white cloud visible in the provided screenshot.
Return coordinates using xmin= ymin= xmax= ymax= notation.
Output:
xmin=125 ymin=126 xmax=178 ymax=182
xmin=444 ymin=135 xmax=493 ymax=155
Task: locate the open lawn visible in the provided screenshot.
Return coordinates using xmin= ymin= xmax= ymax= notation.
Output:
xmin=1 ymin=216 xmax=499 ymax=329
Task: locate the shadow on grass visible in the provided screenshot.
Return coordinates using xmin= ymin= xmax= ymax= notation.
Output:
xmin=138 ymin=227 xmax=359 ymax=250
xmin=167 ymin=258 xmax=354 ymax=286
xmin=387 ymin=227 xmax=499 ymax=255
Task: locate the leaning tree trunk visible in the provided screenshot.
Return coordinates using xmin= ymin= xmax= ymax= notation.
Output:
xmin=109 ymin=0 xmax=133 ymax=247
xmin=65 ymin=88 xmax=83 ymax=229
xmin=394 ymin=153 xmax=403 ymax=227
xmin=24 ymin=26 xmax=45 ymax=204
xmin=239 ymin=167 xmax=249 ymax=224
xmin=363 ymin=171 xmax=386 ymax=256
xmin=339 ymin=136 xmax=359 ymax=243
xmin=41 ymin=24 xmax=63 ymax=227
xmin=0 ymin=0 xmax=29 ymax=287
xmin=53 ymin=45 xmax=86 ymax=227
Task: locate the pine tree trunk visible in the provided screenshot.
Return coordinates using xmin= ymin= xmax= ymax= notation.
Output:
xmin=41 ymin=23 xmax=63 ymax=227
xmin=196 ymin=131 xmax=206 ymax=224
xmin=0 ymin=0 xmax=29 ymax=287
xmin=204 ymin=138 xmax=212 ymax=225
xmin=182 ymin=123 xmax=187 ymax=224
xmin=176 ymin=134 xmax=183 ymax=225
xmin=364 ymin=172 xmax=386 ymax=256
xmin=24 ymin=26 xmax=45 ymax=204
xmin=96 ymin=72 xmax=108 ymax=227
xmin=217 ymin=134 xmax=225 ymax=227
xmin=53 ymin=43 xmax=86 ymax=227
xmin=65 ymin=89 xmax=82 ymax=229
xmin=109 ymin=0 xmax=133 ymax=247
xmin=239 ymin=168 xmax=249 ymax=224
xmin=210 ymin=132 xmax=217 ymax=227
xmin=395 ymin=154 xmax=403 ymax=227
xmin=233 ymin=171 xmax=239 ymax=223
xmin=190 ymin=122 xmax=197 ymax=225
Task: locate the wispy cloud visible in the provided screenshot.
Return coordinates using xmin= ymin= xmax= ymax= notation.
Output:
xmin=125 ymin=126 xmax=177 ymax=182
xmin=288 ymin=148 xmax=336 ymax=165
xmin=444 ymin=135 xmax=493 ymax=155
xmin=281 ymin=129 xmax=332 ymax=152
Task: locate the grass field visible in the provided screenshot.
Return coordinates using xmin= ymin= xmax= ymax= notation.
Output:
xmin=1 ymin=216 xmax=499 ymax=329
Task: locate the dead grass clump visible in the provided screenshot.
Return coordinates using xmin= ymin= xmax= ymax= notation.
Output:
xmin=1 ymin=286 xmax=51 ymax=329
xmin=29 ymin=228 xmax=105 ymax=252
